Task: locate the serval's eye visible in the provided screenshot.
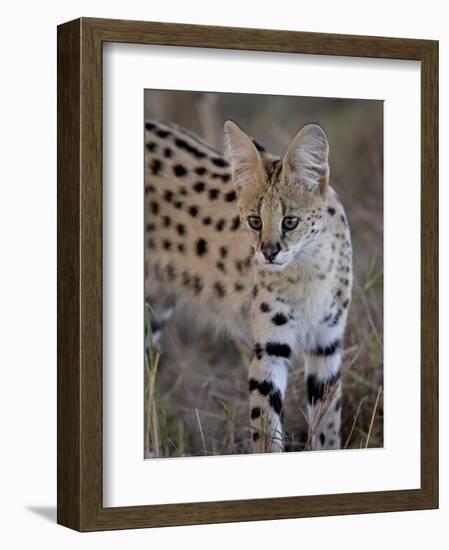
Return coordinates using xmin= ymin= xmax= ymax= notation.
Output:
xmin=282 ymin=216 xmax=300 ymax=231
xmin=248 ymin=216 xmax=262 ymax=230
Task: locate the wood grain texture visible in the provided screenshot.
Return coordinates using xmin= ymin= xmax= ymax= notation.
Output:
xmin=57 ymin=18 xmax=81 ymax=531
xmin=57 ymin=17 xmax=439 ymax=532
xmin=420 ymin=40 xmax=439 ymax=504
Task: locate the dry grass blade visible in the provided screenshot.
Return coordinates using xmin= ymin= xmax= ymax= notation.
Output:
xmin=344 ymin=398 xmax=366 ymax=449
xmin=195 ymin=408 xmax=207 ymax=454
xmin=365 ymin=385 xmax=382 ymax=448
xmin=144 ymin=303 xmax=163 ymax=458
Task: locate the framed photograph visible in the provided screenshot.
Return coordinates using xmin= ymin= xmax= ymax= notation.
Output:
xmin=57 ymin=17 xmax=438 ymax=531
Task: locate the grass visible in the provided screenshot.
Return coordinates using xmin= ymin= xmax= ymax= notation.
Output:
xmin=144 ymin=302 xmax=163 ymax=458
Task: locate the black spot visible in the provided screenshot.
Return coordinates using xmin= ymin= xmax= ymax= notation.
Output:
xmin=335 ymin=398 xmax=342 ymax=411
xmin=272 ymin=313 xmax=288 ymax=326
xmin=173 ymin=164 xmax=188 ymax=177
xmin=224 ymin=190 xmax=237 ymax=202
xmin=307 ymin=375 xmax=324 ymax=404
xmin=234 ymin=282 xmax=244 ymax=292
xmin=145 ymin=223 xmax=156 ymax=233
xmin=150 ymin=159 xmax=163 ymax=175
xmin=189 ymin=205 xmax=199 ymax=217
xmin=327 ymin=207 xmax=336 ymax=216
xmin=219 ymin=246 xmax=228 ymax=258
xmin=174 ymin=138 xmax=206 ymax=159
xmin=179 ymin=187 xmax=188 ymax=196
xmin=265 ymin=342 xmax=291 ymax=358
xmin=340 ymin=214 xmax=346 ymax=225
xmin=195 ymin=166 xmax=207 ymax=175
xmin=145 ymin=184 xmax=156 ymax=194
xmin=215 ymin=219 xmax=226 ymax=231
xmin=249 ymin=379 xmax=258 ymax=392
xmin=253 ymin=285 xmax=259 ymax=298
xmin=251 ymin=407 xmax=261 ymax=419
xmin=260 ymin=302 xmax=271 ymax=313
xmin=202 ymin=217 xmax=212 ymax=225
xmin=193 ymin=181 xmax=206 ymax=193
xmin=253 ymin=343 xmax=264 ymax=360
xmin=196 ymin=238 xmax=207 ymax=256
xmin=150 ymin=201 xmax=159 ymax=215
xmin=145 ymin=121 xmax=156 ymax=131
xmin=321 ymin=312 xmax=333 ymax=324
xmin=214 ymin=281 xmax=226 ymax=298
xmin=162 ymin=215 xmax=171 ymax=228
xmin=182 ymin=271 xmax=191 ymax=287
xmin=342 ymin=298 xmax=350 ymax=309
xmin=145 ymin=142 xmax=157 ymax=152
xmin=310 ymin=339 xmax=341 ymax=356
xmin=192 ymin=275 xmax=203 ymax=295
xmin=208 ymin=188 xmax=220 ymax=200
xmin=249 ymin=379 xmax=277 ymax=400
xmin=269 ymin=390 xmax=283 ymax=416
xmin=320 ymin=433 xmax=326 ymax=445
xmin=163 ymin=190 xmax=174 ymax=203
xmin=328 ymin=310 xmax=342 ymax=328
xmin=257 ymin=380 xmax=274 ymax=396
xmin=216 ymin=261 xmax=226 ymax=273
xmin=177 ymin=243 xmax=185 ymax=253
xmin=173 ymin=201 xmax=183 ymax=209
xmin=156 ymin=129 xmax=171 ymax=138
xmin=176 ymin=223 xmax=186 ymax=236
xmin=253 ymin=432 xmax=260 ymax=442
xmin=211 ymin=156 xmax=228 ymax=167
xmin=162 ymin=239 xmax=171 ymax=250
xmin=231 ymin=216 xmax=241 ymax=231
xmin=220 ymin=174 xmax=231 ymax=182
xmin=236 ymin=256 xmax=252 ymax=275
xmin=165 ymin=263 xmax=176 ymax=281
xmin=163 ymin=147 xmax=172 ymax=158
xmin=307 ymin=372 xmax=340 ymax=405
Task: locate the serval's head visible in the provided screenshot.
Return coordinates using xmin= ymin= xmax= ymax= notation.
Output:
xmin=225 ymin=121 xmax=330 ymax=272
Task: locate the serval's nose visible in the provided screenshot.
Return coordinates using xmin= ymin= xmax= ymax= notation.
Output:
xmin=262 ymin=242 xmax=281 ymax=262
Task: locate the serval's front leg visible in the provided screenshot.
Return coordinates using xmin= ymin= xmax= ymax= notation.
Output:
xmin=305 ymin=338 xmax=342 ymax=450
xmin=248 ymin=301 xmax=296 ymax=453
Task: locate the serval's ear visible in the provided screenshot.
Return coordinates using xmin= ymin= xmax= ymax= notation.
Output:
xmin=224 ymin=121 xmax=265 ymax=191
xmin=283 ymin=123 xmax=329 ymax=195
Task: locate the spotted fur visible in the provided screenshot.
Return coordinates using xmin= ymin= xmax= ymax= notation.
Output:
xmin=145 ymin=119 xmax=352 ymax=453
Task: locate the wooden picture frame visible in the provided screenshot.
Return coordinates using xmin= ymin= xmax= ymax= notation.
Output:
xmin=57 ymin=17 xmax=438 ymax=531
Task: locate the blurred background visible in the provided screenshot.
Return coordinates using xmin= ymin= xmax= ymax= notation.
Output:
xmin=144 ymin=90 xmax=383 ymax=457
